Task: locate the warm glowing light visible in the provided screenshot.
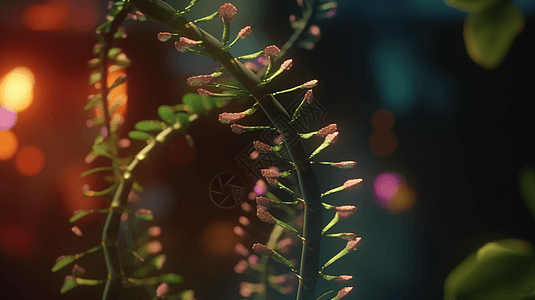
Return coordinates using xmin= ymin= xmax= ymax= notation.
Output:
xmin=202 ymin=221 xmax=239 ymax=256
xmin=371 ymin=108 xmax=395 ymax=131
xmin=0 ymin=67 xmax=35 ymax=112
xmin=0 ymin=105 xmax=17 ymax=130
xmin=369 ymin=131 xmax=397 ymax=156
xmin=14 ymin=145 xmax=45 ymax=177
xmin=0 ymin=224 xmax=35 ymax=258
xmin=23 ymin=4 xmax=69 ymax=31
xmin=94 ymin=69 xmax=128 ymax=119
xmin=387 ymin=182 xmax=417 ymax=214
xmin=0 ymin=130 xmax=19 ymax=161
xmin=168 ymin=137 xmax=196 ymax=166
xmin=374 ymin=172 xmax=402 ymax=206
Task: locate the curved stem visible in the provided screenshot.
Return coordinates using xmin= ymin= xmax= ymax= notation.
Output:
xmin=127 ymin=1 xmax=323 ymax=299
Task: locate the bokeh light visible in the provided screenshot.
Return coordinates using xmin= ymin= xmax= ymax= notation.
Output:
xmin=374 ymin=172 xmax=402 ymax=206
xmin=371 ymin=108 xmax=395 ymax=131
xmin=374 ymin=172 xmax=416 ymax=213
xmin=94 ymin=69 xmax=128 ymax=118
xmin=0 ymin=224 xmax=35 ymax=258
xmin=23 ymin=4 xmax=68 ymax=31
xmin=0 ymin=130 xmax=19 ymax=161
xmin=0 ymin=67 xmax=35 ymax=112
xmin=202 ymin=220 xmax=239 ymax=256
xmin=14 ymin=145 xmax=45 ymax=177
xmin=369 ymin=131 xmax=397 ymax=156
xmin=0 ymin=105 xmax=17 ymax=131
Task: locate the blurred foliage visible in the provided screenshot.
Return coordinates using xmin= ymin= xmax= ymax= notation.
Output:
xmin=446 ymin=0 xmax=524 ymax=69
xmin=520 ymin=167 xmax=535 ymax=220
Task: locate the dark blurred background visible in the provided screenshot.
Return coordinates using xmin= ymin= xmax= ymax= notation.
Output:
xmin=1 ymin=0 xmax=535 ymax=299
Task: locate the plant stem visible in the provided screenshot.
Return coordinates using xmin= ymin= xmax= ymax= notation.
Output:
xmin=127 ymin=1 xmax=323 ymax=299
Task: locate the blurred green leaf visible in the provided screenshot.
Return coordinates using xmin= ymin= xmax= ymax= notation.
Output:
xmin=80 ymin=166 xmax=113 ymax=177
xmin=175 ymin=113 xmax=190 ymax=128
xmin=109 ymin=74 xmax=127 ymax=90
xmin=519 ymin=167 xmax=535 ymax=221
xmin=132 ymin=181 xmax=144 ymax=193
xmin=158 ymin=105 xmax=176 ymax=125
xmin=135 ymin=120 xmax=165 ymax=131
xmin=445 ymin=0 xmax=501 ymax=12
xmin=89 ymin=71 xmax=102 ymax=85
xmin=463 ymin=0 xmax=524 ymax=69
xmin=183 ymin=93 xmax=209 ymax=115
xmin=69 ymin=210 xmax=93 ymax=223
xmin=84 ymin=94 xmax=101 ymax=110
xmin=60 ymin=277 xmax=78 ymax=294
xmin=52 ymin=255 xmax=76 ymax=272
xmin=128 ymin=130 xmax=152 ymax=141
xmin=107 ymin=48 xmax=122 ymax=59
xmin=444 ymin=238 xmax=535 ymax=300
xmin=92 ymin=144 xmax=114 ymax=159
xmin=160 ymin=273 xmax=184 ymax=285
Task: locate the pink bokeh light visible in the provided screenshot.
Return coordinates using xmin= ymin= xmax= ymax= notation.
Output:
xmin=0 ymin=105 xmax=17 ymax=131
xmin=374 ymin=172 xmax=403 ymax=206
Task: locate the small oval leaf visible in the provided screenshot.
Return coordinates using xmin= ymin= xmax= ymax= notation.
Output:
xmin=69 ymin=210 xmax=92 ymax=223
xmin=60 ymin=277 xmax=78 ymax=294
xmin=128 ymin=130 xmax=152 ymax=141
xmin=160 ymin=273 xmax=183 ymax=285
xmin=135 ymin=120 xmax=165 ymax=131
xmin=52 ymin=255 xmax=76 ymax=272
xmin=158 ymin=105 xmax=175 ymax=125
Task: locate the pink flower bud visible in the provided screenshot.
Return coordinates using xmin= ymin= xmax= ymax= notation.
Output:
xmin=280 ymin=59 xmax=293 ymax=71
xmin=239 ymin=216 xmax=250 ymax=226
xmin=174 ymin=37 xmax=198 ymax=52
xmin=234 ymin=243 xmax=249 ymax=257
xmin=121 ymin=212 xmax=129 ymax=222
xmin=197 ymin=88 xmax=213 ymax=97
xmin=158 ymin=32 xmax=172 ymax=42
xmin=304 ymin=90 xmax=313 ymax=104
xmin=335 ymin=205 xmax=358 ymax=218
xmin=241 ymin=201 xmax=252 ymax=212
xmin=337 ymin=286 xmax=354 ymax=299
xmin=333 ymin=275 xmax=353 ymax=282
xmin=343 ymin=178 xmax=363 ymax=191
xmin=244 ymin=61 xmax=260 ymax=72
xmin=316 ymin=124 xmax=337 ymax=137
xmin=219 ymin=112 xmax=246 ymax=124
xmin=252 ymin=243 xmax=274 ymax=256
xmin=149 ymin=226 xmax=161 ymax=237
xmin=266 ymin=178 xmax=279 ymax=185
xmin=261 ymin=168 xmax=281 ymax=178
xmin=256 ymin=196 xmax=276 ymax=207
xmin=238 ymin=26 xmax=252 ymax=39
xmin=257 ymin=208 xmax=275 ymax=224
xmin=156 ymin=282 xmax=170 ymax=298
xmin=72 ymin=264 xmax=85 ymax=277
xmin=345 ymin=237 xmax=361 ymax=251
xmin=219 ymin=3 xmax=237 ymax=20
xmin=325 ymin=132 xmax=339 ymax=144
xmin=339 ymin=232 xmax=358 ymax=241
xmin=302 ymin=79 xmax=318 ymax=88
xmin=263 ymin=45 xmax=280 ymax=56
xmin=147 ymin=240 xmax=163 ymax=254
xmin=309 ymin=25 xmax=321 ymax=36
xmin=187 ymin=75 xmax=214 ymax=86
xmin=254 ymin=141 xmax=272 ymax=152
xmin=234 ymin=259 xmax=248 ymax=273
xmin=231 ymin=124 xmax=247 ymax=134
xmin=333 ymin=161 xmax=357 ymax=169
xmin=71 ymin=226 xmax=83 ymax=237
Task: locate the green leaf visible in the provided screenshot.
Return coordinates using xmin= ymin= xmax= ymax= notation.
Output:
xmin=183 ymin=93 xmax=209 ymax=115
xmin=52 ymin=255 xmax=76 ymax=272
xmin=107 ymin=48 xmax=122 ymax=59
xmin=158 ymin=105 xmax=176 ymax=125
xmin=80 ymin=166 xmax=113 ymax=177
xmin=444 ymin=239 xmax=535 ymax=300
xmin=463 ymin=1 xmax=524 ymax=70
xmin=84 ymin=94 xmax=102 ymax=110
xmin=135 ymin=120 xmax=165 ymax=131
xmin=128 ymin=130 xmax=153 ymax=141
xmin=92 ymin=144 xmax=114 ymax=159
xmin=519 ymin=167 xmax=535 ymax=221
xmin=89 ymin=71 xmax=102 ymax=85
xmin=135 ymin=210 xmax=153 ymax=221
xmin=85 ymin=244 xmax=103 ymax=254
xmin=160 ymin=273 xmax=184 ymax=285
xmin=446 ymin=0 xmax=502 ymax=12
xmin=132 ymin=182 xmax=144 ymax=193
xmin=60 ymin=277 xmax=78 ymax=294
xmin=109 ymin=74 xmax=127 ymax=90
xmin=175 ymin=113 xmax=190 ymax=128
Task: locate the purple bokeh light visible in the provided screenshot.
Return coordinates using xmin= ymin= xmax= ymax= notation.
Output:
xmin=0 ymin=105 xmax=17 ymax=131
xmin=374 ymin=172 xmax=403 ymax=206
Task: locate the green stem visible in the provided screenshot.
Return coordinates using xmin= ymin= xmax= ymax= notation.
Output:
xmin=127 ymin=1 xmax=323 ymax=299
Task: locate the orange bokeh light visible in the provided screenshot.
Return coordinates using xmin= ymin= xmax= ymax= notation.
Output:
xmin=14 ymin=145 xmax=45 ymax=176
xmin=0 ymin=130 xmax=19 ymax=161
xmin=371 ymin=108 xmax=395 ymax=131
xmin=0 ymin=67 xmax=35 ymax=112
xmin=202 ymin=221 xmax=240 ymax=256
xmin=0 ymin=224 xmax=35 ymax=258
xmin=386 ymin=182 xmax=417 ymax=214
xmin=94 ymin=69 xmax=128 ymax=119
xmin=23 ymin=4 xmax=68 ymax=31
xmin=369 ymin=131 xmax=397 ymax=156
